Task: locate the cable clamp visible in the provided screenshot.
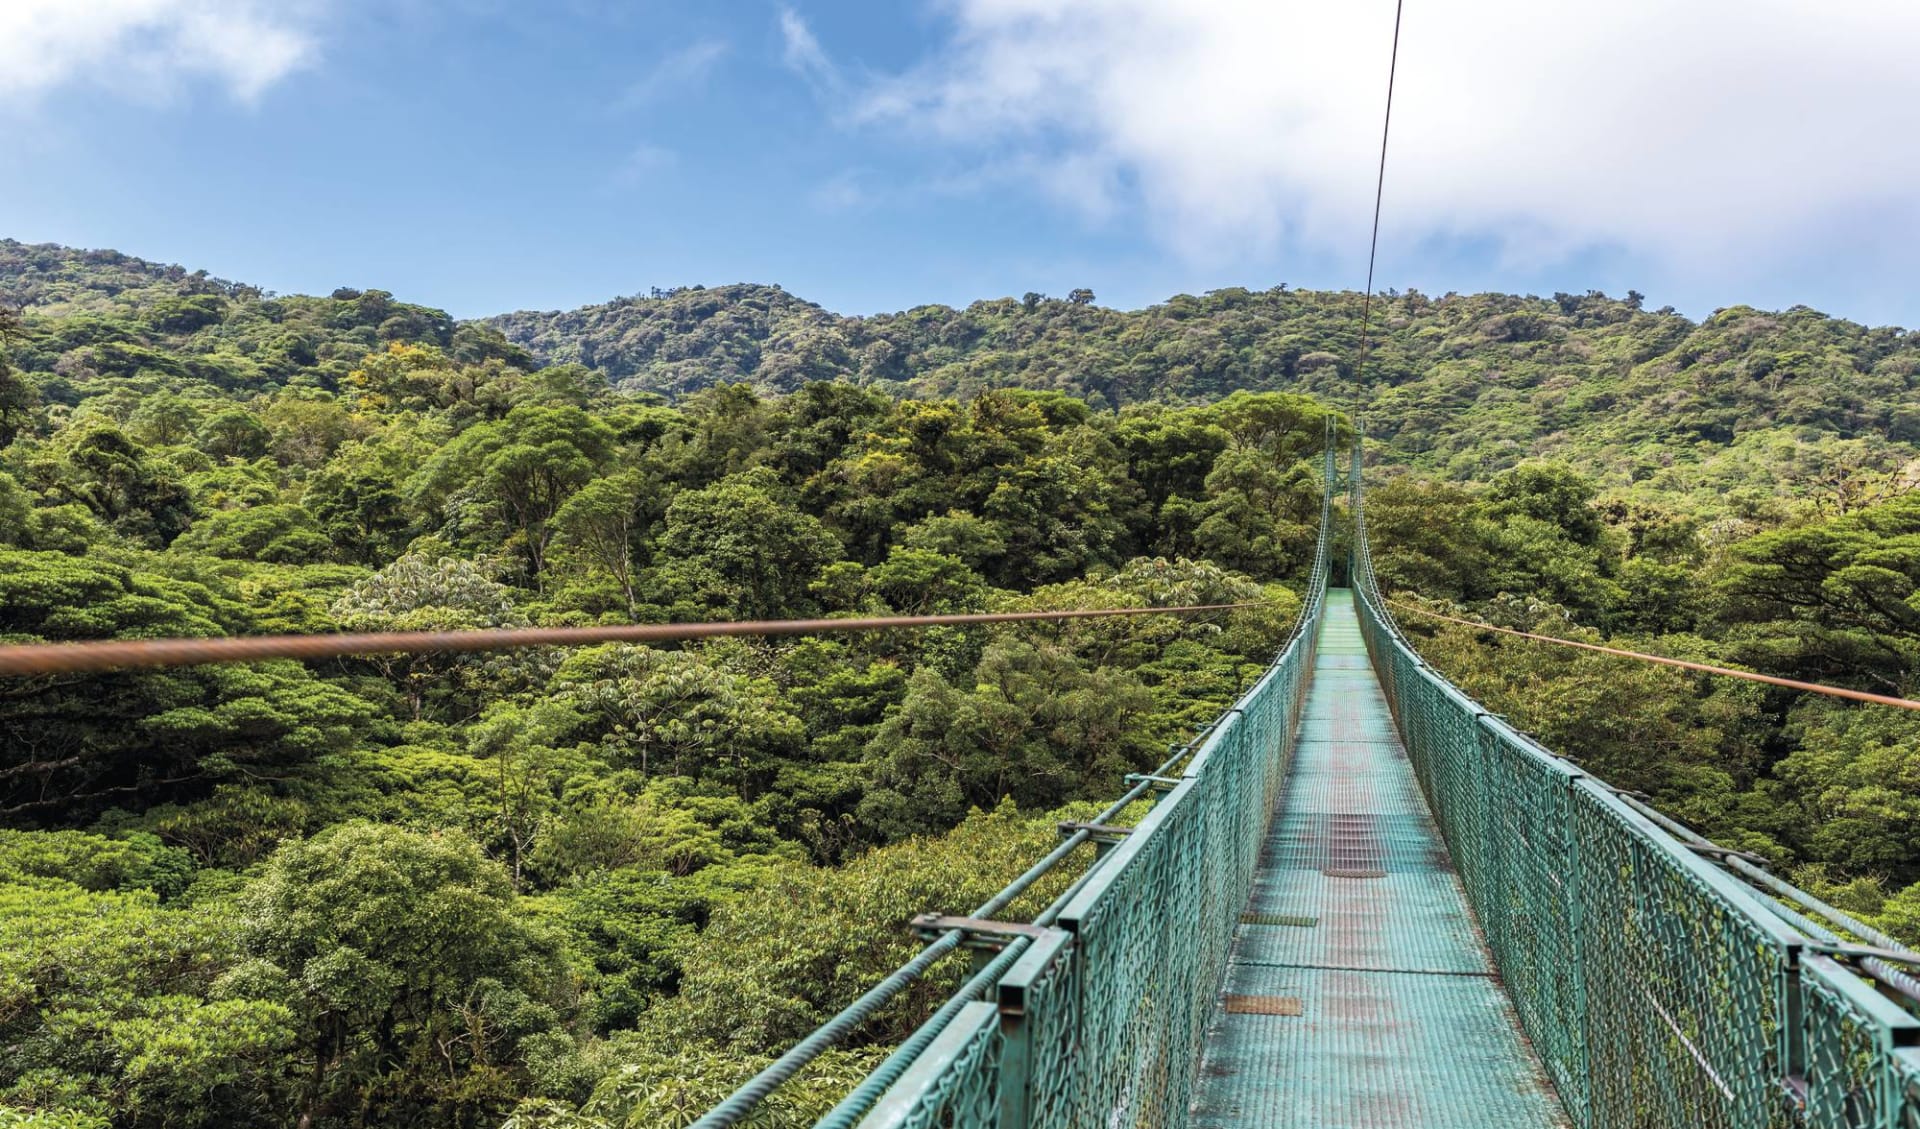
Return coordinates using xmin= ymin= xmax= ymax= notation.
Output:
xmin=1799 ymin=939 xmax=1920 ymax=970
xmin=910 ymin=914 xmax=1051 ymax=948
xmin=1601 ymin=783 xmax=1654 ymax=802
xmin=1682 ymin=842 xmax=1772 ymax=868
xmin=1057 ymin=821 xmax=1134 ymax=844
xmin=1124 ymin=773 xmax=1182 ymax=794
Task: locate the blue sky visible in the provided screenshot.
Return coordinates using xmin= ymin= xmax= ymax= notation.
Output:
xmin=4 ymin=1 xmax=1919 ymax=327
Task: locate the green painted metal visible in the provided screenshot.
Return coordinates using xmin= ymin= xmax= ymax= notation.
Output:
xmin=748 ymin=428 xmax=1920 ymax=1129
xmin=844 ymin=439 xmax=1340 ymax=1128
xmin=1188 ymin=590 xmax=1569 ymax=1128
xmin=1348 ymin=434 xmax=1920 ymax=1129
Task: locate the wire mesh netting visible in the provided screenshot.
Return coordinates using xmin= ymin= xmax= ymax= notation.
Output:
xmin=739 ymin=431 xmax=1920 ymax=1129
xmin=1349 ymin=437 xmax=1920 ymax=1129
xmin=844 ymin=443 xmax=1339 ymax=1128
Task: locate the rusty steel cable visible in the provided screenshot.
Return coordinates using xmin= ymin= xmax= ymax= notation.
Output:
xmin=0 ymin=603 xmax=1269 ymax=677
xmin=1384 ymin=597 xmax=1920 ymax=712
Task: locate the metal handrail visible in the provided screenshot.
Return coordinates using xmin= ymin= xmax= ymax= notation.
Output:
xmin=694 ymin=438 xmax=1341 ymax=1128
xmin=1348 ymin=425 xmax=1920 ymax=1128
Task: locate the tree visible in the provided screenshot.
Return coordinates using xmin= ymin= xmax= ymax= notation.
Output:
xmin=174 ymin=503 xmax=332 ymax=563
xmin=1204 ymin=391 xmax=1341 ymax=462
xmin=197 ymin=410 xmax=272 ymax=461
xmin=654 ymin=468 xmax=842 ymax=619
xmin=0 ymin=869 xmax=300 ymax=1127
xmin=1192 ymin=448 xmax=1320 ymax=578
xmin=241 ymin=823 xmax=564 ymax=1129
xmin=1484 ymin=462 xmax=1604 ymax=546
xmin=261 ymin=394 xmax=363 ymax=468
xmin=40 ymin=423 xmax=194 ymax=545
xmin=1716 ymin=492 xmax=1920 ymax=694
xmin=413 ymin=406 xmax=616 ymax=582
xmin=1067 ymin=288 xmax=1095 ymax=306
xmin=555 ymin=645 xmax=804 ymax=789
xmin=331 ymin=551 xmax=543 ymax=720
xmin=857 ymin=638 xmax=1158 ymax=839
xmin=552 ymin=471 xmax=659 ymax=617
xmin=305 ymin=437 xmax=421 ymax=565
xmin=0 ymin=551 xmax=372 ymax=823
xmin=126 ymin=393 xmax=203 ymax=446
xmin=0 ymin=301 xmax=36 ymax=446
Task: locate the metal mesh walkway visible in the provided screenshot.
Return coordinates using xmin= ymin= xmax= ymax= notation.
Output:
xmin=1189 ymin=589 xmax=1569 ymax=1128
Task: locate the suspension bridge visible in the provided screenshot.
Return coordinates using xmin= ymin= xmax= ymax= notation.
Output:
xmin=5 ymin=434 xmax=1913 ymax=1127
xmin=693 ymin=439 xmax=1920 ymax=1129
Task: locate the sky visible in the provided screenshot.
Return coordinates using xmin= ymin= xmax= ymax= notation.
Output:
xmin=3 ymin=0 xmax=1919 ymax=327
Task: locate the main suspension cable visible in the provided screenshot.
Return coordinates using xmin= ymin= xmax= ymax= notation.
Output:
xmin=1384 ymin=597 xmax=1920 ymax=712
xmin=1353 ymin=0 xmax=1407 ymax=387
xmin=0 ymin=602 xmax=1266 ymax=677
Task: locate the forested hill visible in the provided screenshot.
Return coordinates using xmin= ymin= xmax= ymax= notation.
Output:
xmin=7 ymin=238 xmax=1920 ymax=498
xmin=13 ymin=237 xmax=1920 ymax=1127
xmin=485 ymin=275 xmax=1920 ymax=491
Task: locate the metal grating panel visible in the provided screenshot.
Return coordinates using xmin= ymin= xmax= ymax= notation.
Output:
xmin=1189 ymin=591 xmax=1569 ymax=1128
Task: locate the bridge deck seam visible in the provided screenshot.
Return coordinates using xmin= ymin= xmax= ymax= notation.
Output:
xmin=1225 ymin=958 xmax=1500 ymax=979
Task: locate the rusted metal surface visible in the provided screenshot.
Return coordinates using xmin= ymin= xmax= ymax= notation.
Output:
xmin=0 ymin=602 xmax=1262 ymax=676
xmin=1384 ymin=597 xmax=1920 ymax=713
xmin=908 ymin=915 xmax=1057 ymax=945
xmin=1240 ymin=913 xmax=1319 ymax=928
xmin=1224 ymin=995 xmax=1304 ymax=1017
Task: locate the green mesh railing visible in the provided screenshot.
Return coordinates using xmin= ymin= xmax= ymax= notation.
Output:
xmin=1348 ymin=436 xmax=1920 ymax=1129
xmin=689 ymin=441 xmax=1336 ymax=1129
xmin=841 ymin=440 xmax=1336 ymax=1129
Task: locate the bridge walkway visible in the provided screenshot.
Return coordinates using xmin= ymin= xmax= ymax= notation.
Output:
xmin=1188 ymin=589 xmax=1569 ymax=1128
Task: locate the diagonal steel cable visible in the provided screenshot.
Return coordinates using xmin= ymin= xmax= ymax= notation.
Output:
xmin=0 ymin=603 xmax=1265 ymax=677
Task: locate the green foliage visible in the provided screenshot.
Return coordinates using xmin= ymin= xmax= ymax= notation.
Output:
xmin=0 ymin=878 xmax=298 ymax=1127
xmin=22 ymin=236 xmax=1920 ymax=1122
xmin=241 ymin=822 xmax=565 ymax=1126
xmin=173 ymin=502 xmax=330 ymax=563
xmin=655 ymin=468 xmax=842 ymax=619
xmin=644 ymin=803 xmax=1089 ymax=1051
xmin=1717 ymin=493 xmax=1920 ymax=694
xmin=0 ymin=550 xmax=373 ymax=822
xmin=858 ymin=640 xmax=1158 ymax=838
xmin=554 ymin=646 xmax=805 ymax=789
xmin=331 ymin=550 xmax=544 ymax=720
xmin=0 ymin=829 xmax=193 ymax=897
xmin=480 ymin=280 xmax=1920 ymax=506
xmin=413 ymin=404 xmax=618 ymax=580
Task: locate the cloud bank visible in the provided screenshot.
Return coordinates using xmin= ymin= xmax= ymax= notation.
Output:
xmin=859 ymin=0 xmax=1920 ymax=291
xmin=0 ymin=0 xmax=322 ymax=103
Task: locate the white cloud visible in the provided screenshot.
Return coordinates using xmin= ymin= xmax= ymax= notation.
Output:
xmin=809 ymin=169 xmax=873 ymax=212
xmin=0 ymin=0 xmax=323 ymax=104
xmin=778 ymin=7 xmax=841 ymax=96
xmin=859 ymin=0 xmax=1920 ymax=287
xmin=610 ymin=142 xmax=678 ymax=189
xmin=617 ymin=38 xmax=729 ymax=110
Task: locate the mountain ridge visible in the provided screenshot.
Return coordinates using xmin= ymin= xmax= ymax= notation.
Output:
xmin=7 ymin=237 xmax=1919 ymax=496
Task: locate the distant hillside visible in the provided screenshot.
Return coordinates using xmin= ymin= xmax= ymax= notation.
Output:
xmin=0 ymin=239 xmax=518 ymax=394
xmin=490 ymin=279 xmax=1920 ymax=492
xmin=7 ymin=238 xmax=1920 ymax=497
